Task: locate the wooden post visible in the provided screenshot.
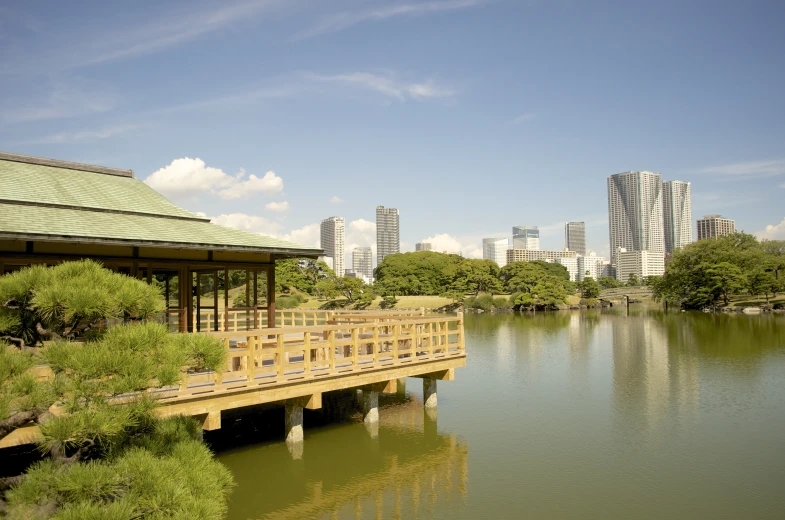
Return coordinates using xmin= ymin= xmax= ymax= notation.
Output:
xmin=223 ymin=268 xmax=229 ymax=331
xmin=246 ymin=335 xmax=255 ymax=381
xmin=328 ymin=330 xmax=336 ymax=371
xmin=392 ymin=324 xmax=400 ymax=362
xmin=267 ymin=264 xmax=275 ymax=328
xmin=372 ymin=325 xmax=379 ymax=363
xmin=276 ymin=334 xmax=285 ymax=377
xmin=352 ymin=327 xmax=359 ymax=368
xmin=303 ymin=332 xmax=311 ymax=375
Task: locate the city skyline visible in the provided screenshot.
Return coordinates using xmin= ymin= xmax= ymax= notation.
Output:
xmin=1 ymin=1 xmax=783 ymax=260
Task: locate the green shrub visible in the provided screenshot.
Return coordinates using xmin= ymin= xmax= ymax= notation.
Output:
xmin=463 ymin=296 xmax=476 ymax=309
xmin=473 ymin=294 xmax=494 ymax=311
xmin=276 ymin=296 xmax=299 ymax=309
xmin=492 ymin=296 xmax=512 ymax=310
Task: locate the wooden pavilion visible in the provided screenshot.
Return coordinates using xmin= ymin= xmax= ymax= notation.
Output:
xmin=0 ymin=152 xmax=466 ymax=447
xmin=0 ymin=152 xmax=322 ymax=332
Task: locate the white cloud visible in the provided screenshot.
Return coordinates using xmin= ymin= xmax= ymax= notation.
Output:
xmin=144 ymin=158 xmax=283 ymax=200
xmin=299 ymin=0 xmax=484 ymax=39
xmin=218 ymin=170 xmax=284 ymax=200
xmin=264 ymin=200 xmax=289 ymax=212
xmin=279 ymin=223 xmax=321 ymax=247
xmin=421 ymin=233 xmax=464 ymax=254
xmin=699 ymin=159 xmax=785 ymax=179
xmin=305 ymin=72 xmax=455 ymax=101
xmin=211 ymin=213 xmax=320 ymax=247
xmin=211 ymin=213 xmax=283 ymax=236
xmin=511 ymin=113 xmax=535 ymax=124
xmin=755 ymin=217 xmax=785 ymax=240
xmin=329 ymin=195 xmax=343 ymax=204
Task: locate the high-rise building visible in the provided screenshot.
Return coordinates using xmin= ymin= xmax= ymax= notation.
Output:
xmin=506 ymin=249 xmax=577 ymax=264
xmin=320 ymin=216 xmax=345 ymax=278
xmin=554 ymin=257 xmax=578 ymax=282
xmin=663 ymin=180 xmax=693 ymax=253
xmin=415 ymin=242 xmax=432 ymax=251
xmin=482 ymin=237 xmax=508 ymax=268
xmin=376 ymin=206 xmax=400 ymax=265
xmin=577 ymin=252 xmax=608 ymax=281
xmin=607 ymin=171 xmax=665 ymax=264
xmin=352 ymin=246 xmax=373 ymax=280
xmin=564 ymin=222 xmax=586 ymax=255
xmin=697 ymin=215 xmax=736 ymax=240
xmin=512 ymin=226 xmax=540 ymax=250
xmin=615 ymin=248 xmax=666 ymax=283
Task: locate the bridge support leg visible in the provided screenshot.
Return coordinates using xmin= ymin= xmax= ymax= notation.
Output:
xmin=362 ymin=389 xmax=379 ymax=424
xmin=285 ymin=404 xmax=304 ymax=444
xmin=423 ymin=378 xmax=437 ymax=409
xmin=396 ymin=377 xmax=406 ymax=397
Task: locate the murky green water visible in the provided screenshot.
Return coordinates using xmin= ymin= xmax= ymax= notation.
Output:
xmin=215 ymin=309 xmax=785 ymax=519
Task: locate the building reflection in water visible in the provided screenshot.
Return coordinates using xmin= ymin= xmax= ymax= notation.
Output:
xmin=218 ymin=392 xmax=468 ymax=520
xmin=610 ymin=311 xmax=700 ymax=440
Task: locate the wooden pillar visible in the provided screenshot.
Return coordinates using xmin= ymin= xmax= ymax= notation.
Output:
xmin=180 ymin=266 xmax=190 ymax=333
xmin=267 ymin=263 xmax=276 ymax=328
xmin=223 ymin=268 xmax=229 ymax=331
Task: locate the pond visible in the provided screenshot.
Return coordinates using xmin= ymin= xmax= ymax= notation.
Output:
xmin=214 ymin=309 xmax=785 ymax=519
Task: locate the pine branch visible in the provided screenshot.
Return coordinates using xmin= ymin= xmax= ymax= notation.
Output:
xmin=0 ymin=410 xmax=38 ymax=439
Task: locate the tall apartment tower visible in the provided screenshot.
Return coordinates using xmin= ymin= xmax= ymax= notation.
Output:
xmin=320 ymin=217 xmax=345 ymax=278
xmin=564 ymin=222 xmax=586 ymax=255
xmin=482 ymin=237 xmax=509 ymax=268
xmin=607 ymin=171 xmax=664 ymax=264
xmin=376 ymin=206 xmax=400 ymax=265
xmin=415 ymin=242 xmax=432 ymax=251
xmin=512 ymin=226 xmax=540 ymax=250
xmin=352 ymin=247 xmax=373 ymax=279
xmin=697 ymin=215 xmax=736 ymax=240
xmin=663 ymin=180 xmax=693 ymax=253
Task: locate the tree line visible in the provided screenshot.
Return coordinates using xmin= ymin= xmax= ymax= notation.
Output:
xmin=274 ymin=252 xmax=630 ymax=310
xmin=652 ymin=233 xmax=785 ymax=309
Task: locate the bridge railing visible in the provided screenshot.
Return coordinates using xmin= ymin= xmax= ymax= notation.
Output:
xmin=179 ymin=314 xmax=465 ymax=395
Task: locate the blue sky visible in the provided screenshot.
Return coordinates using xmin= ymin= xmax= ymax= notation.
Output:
xmin=1 ymin=0 xmax=784 ymax=262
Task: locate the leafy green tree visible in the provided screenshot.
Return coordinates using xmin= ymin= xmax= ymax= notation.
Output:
xmin=447 ymin=259 xmax=502 ymax=296
xmin=599 ymin=276 xmax=621 ymax=289
xmin=0 ymin=260 xmax=162 ymax=349
xmin=513 ymin=281 xmax=568 ymax=310
xmin=335 ymin=277 xmax=366 ymax=303
xmin=274 ymin=259 xmax=315 ymax=294
xmin=706 ymin=262 xmax=746 ymax=306
xmin=314 ymin=278 xmax=339 ymax=300
xmin=579 ymin=277 xmax=601 ymax=299
xmin=0 ymin=263 xmax=231 ymax=516
xmin=375 ymin=252 xmax=464 ymax=296
xmin=626 ymin=273 xmax=640 ymax=287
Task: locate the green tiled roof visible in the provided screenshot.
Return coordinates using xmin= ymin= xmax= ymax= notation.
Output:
xmin=0 ymin=153 xmax=321 ymax=255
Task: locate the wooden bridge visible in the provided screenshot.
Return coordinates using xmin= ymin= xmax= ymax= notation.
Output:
xmin=1 ymin=310 xmax=466 ymax=448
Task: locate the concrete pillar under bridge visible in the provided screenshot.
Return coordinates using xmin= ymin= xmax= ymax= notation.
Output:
xmin=284 ymin=394 xmax=322 ymax=449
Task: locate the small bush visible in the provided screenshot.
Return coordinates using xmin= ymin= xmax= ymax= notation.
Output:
xmin=463 ymin=296 xmax=476 ymax=309
xmin=276 ymin=296 xmax=299 ymax=309
xmin=473 ymin=294 xmax=494 ymax=311
xmin=492 ymin=296 xmax=512 ymax=310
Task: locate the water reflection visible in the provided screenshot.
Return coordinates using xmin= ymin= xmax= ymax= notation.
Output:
xmin=217 ymin=310 xmax=785 ymax=520
xmin=217 ymin=393 xmax=468 ymax=520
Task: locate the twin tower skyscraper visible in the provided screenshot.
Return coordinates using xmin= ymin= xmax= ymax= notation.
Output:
xmin=607 ymin=171 xmax=692 ymax=265
xmin=320 ymin=206 xmax=399 ymax=279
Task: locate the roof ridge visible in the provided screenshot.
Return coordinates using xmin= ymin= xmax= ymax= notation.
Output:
xmin=0 ymin=152 xmax=134 ymax=178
